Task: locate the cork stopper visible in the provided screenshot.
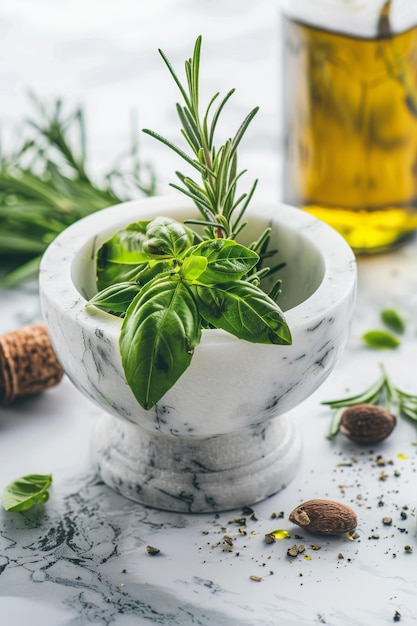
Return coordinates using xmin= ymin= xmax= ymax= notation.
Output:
xmin=0 ymin=323 xmax=64 ymax=405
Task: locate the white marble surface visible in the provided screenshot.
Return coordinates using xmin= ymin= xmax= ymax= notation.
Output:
xmin=2 ymin=1 xmax=417 ymax=624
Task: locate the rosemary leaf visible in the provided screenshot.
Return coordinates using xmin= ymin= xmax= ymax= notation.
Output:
xmin=399 ymin=403 xmax=417 ymax=421
xmin=321 ymin=373 xmax=386 ymax=409
xmin=327 ymin=407 xmax=345 ymax=439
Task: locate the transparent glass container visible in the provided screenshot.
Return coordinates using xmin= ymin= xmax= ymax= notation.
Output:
xmin=281 ymin=0 xmax=417 ymax=253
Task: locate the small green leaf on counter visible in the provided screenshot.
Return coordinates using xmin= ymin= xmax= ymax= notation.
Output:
xmin=380 ymin=308 xmax=406 ymax=334
xmin=2 ymin=473 xmax=53 ymax=512
xmin=362 ymin=330 xmax=401 ymax=349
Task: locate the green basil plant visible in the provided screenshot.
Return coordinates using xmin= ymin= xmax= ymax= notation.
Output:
xmin=87 ymin=36 xmax=292 ymax=410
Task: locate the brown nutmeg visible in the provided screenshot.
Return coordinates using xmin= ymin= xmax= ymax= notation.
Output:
xmin=289 ymin=499 xmax=357 ymax=536
xmin=340 ymin=404 xmax=396 ymax=444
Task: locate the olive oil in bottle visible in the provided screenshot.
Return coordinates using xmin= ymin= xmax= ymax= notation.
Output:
xmin=282 ymin=1 xmax=417 ymax=252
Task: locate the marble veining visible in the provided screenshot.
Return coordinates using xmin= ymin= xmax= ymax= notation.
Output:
xmin=1 ymin=436 xmax=417 ymax=626
xmin=0 ymin=472 xmax=256 ymax=625
xmin=92 ymin=413 xmax=302 ymax=512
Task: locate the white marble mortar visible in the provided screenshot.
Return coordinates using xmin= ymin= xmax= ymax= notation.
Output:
xmin=39 ymin=196 xmax=356 ymax=512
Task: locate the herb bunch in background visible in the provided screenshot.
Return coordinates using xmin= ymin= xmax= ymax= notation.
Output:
xmin=0 ymin=94 xmax=156 ymax=286
xmin=88 ymin=36 xmax=292 ymax=411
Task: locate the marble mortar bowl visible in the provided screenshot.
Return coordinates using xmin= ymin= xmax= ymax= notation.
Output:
xmin=39 ymin=196 xmax=357 ymax=513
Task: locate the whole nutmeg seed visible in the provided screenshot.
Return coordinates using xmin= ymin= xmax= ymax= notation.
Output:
xmin=289 ymin=499 xmax=357 ymax=535
xmin=340 ymin=404 xmax=396 ymax=444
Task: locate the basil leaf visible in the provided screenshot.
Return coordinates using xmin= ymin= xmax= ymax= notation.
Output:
xmin=144 ymin=217 xmax=195 ymax=258
xmin=381 ymin=308 xmax=406 ymax=334
xmin=120 ymin=275 xmax=202 ymax=409
xmin=136 ymin=261 xmax=173 ymax=286
xmin=97 ymin=221 xmax=151 ymax=290
xmin=193 ymin=281 xmax=292 ymax=345
xmin=362 ymin=330 xmax=401 ymax=349
xmin=181 ymin=255 xmax=208 ymax=281
xmin=87 ymin=281 xmax=141 ymax=315
xmin=3 ymin=474 xmax=53 ymax=512
xmin=185 ymin=238 xmax=259 ymax=284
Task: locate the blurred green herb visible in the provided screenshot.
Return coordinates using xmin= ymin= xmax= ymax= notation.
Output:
xmin=0 ymin=94 xmax=156 ymax=286
xmin=362 ymin=329 xmax=401 ymax=349
xmin=3 ymin=473 xmax=52 ymax=512
xmin=323 ymin=364 xmax=417 ymax=438
xmin=380 ymin=308 xmax=406 ymax=334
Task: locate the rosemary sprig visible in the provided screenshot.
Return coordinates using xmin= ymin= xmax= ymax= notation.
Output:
xmin=323 ymin=364 xmax=417 ymax=439
xmin=142 ymin=35 xmax=258 ymax=242
xmin=0 ymin=94 xmax=156 ymax=286
xmin=142 ymin=36 xmax=283 ymax=292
